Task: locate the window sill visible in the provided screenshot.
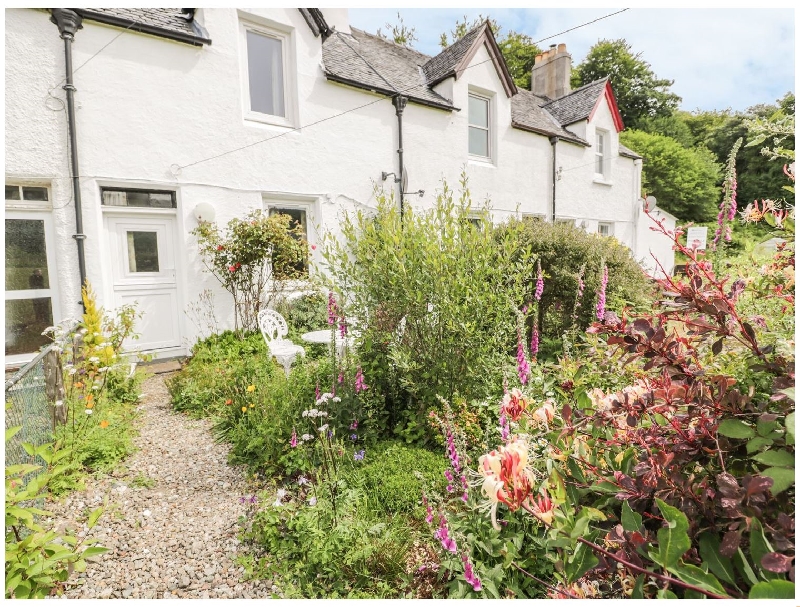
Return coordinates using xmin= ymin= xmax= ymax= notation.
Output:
xmin=593 ymin=177 xmax=613 ymax=186
xmin=244 ymin=112 xmax=296 ymax=130
xmin=468 ymin=156 xmax=495 ymax=169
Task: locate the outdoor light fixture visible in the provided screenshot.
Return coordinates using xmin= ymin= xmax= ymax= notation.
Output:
xmin=193 ymin=202 xmax=216 ymax=223
xmin=381 ymin=169 xmax=424 ymax=198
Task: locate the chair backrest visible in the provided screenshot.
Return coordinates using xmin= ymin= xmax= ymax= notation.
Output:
xmin=258 ymin=309 xmax=289 ymax=343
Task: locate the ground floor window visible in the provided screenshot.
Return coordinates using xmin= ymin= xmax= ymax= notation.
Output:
xmin=267 ymin=206 xmax=309 ymax=279
xmin=4 ymin=206 xmax=59 ymax=358
xmin=597 ymin=222 xmax=613 ymax=236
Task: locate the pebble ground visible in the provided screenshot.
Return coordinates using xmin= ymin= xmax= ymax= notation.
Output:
xmin=44 ymin=373 xmax=274 ymax=599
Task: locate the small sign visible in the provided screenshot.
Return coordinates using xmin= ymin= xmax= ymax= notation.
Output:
xmin=686 ymin=227 xmax=708 ymax=251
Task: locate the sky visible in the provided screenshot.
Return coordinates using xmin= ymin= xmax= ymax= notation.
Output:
xmin=348 ymin=7 xmax=795 ymax=113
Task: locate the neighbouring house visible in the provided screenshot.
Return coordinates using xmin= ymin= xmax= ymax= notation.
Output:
xmin=4 ymin=8 xmax=675 ymax=365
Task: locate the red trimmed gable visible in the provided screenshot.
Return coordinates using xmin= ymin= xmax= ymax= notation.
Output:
xmin=588 ymin=80 xmax=625 ymax=132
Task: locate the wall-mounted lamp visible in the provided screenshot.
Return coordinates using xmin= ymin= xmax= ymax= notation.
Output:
xmin=193 ymin=202 xmax=216 ymax=223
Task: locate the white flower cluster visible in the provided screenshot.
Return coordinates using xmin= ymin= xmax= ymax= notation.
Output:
xmin=301 ymin=408 xmax=328 ymax=418
xmin=300 ymin=434 xmax=313 ymax=442
xmin=315 ymin=393 xmax=341 ymax=406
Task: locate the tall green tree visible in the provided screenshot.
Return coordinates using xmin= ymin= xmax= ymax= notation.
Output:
xmin=620 ymin=129 xmax=721 ymax=221
xmin=439 ymin=14 xmax=502 ymax=48
xmin=572 ymin=39 xmax=681 ymax=129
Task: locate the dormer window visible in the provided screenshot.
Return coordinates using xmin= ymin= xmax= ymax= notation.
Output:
xmin=595 ymin=130 xmax=610 ymax=180
xmin=468 ymin=93 xmax=490 ymax=158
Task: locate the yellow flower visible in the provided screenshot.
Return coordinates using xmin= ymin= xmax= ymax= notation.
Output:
xmin=246 ymin=385 xmax=255 ymax=393
xmin=86 ymin=402 xmax=94 ymax=410
xmin=249 ymin=403 xmax=255 ymax=408
xmin=100 ymin=420 xmax=109 ymax=429
xmin=241 ymin=406 xmax=248 ymax=413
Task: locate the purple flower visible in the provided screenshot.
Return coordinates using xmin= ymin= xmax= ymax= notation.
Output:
xmin=350 ymin=433 xmax=358 ymax=441
xmin=315 ymin=382 xmax=320 ymax=401
xmin=462 ymin=492 xmax=469 ymax=503
xmin=534 ymin=260 xmax=544 ymax=301
xmin=499 ymin=412 xmax=510 ymax=441
xmin=446 ymin=484 xmax=453 ymax=493
xmin=425 ymin=504 xmax=434 ymax=524
xmin=249 ymin=495 xmax=258 ymax=505
xmin=444 ymin=469 xmax=454 ymax=482
xmin=327 ymin=292 xmax=338 ymax=325
xmin=349 ymin=419 xmax=359 ymax=430
xmin=339 ymin=312 xmax=348 ymax=338
xmin=290 ymin=427 xmax=297 ymax=448
xmin=596 ymin=264 xmax=608 ymax=321
xmin=354 ymin=449 xmax=365 ymax=461
xmin=462 ymin=553 xmax=482 ymax=592
xmin=337 ymin=372 xmax=344 ymax=384
xmin=354 ymin=366 xmax=368 ymax=393
xmin=516 ymin=334 xmax=530 ymax=386
xmin=529 ymin=327 xmax=539 ymax=360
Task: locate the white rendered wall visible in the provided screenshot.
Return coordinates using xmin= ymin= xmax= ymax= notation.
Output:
xmin=5 ymin=8 xmax=665 ymax=355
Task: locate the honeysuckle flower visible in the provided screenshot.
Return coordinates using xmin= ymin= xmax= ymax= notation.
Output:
xmin=531 ymin=400 xmax=556 ymax=427
xmin=500 ymin=388 xmax=529 ymax=422
xmin=478 ymin=438 xmax=535 ymax=530
xmin=530 ymin=491 xmax=555 ymax=526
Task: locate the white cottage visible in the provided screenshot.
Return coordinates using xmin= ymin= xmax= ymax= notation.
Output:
xmin=4 ymin=7 xmax=674 ymax=364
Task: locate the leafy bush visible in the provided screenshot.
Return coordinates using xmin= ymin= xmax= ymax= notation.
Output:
xmin=192 ymin=209 xmax=308 ymax=333
xmin=346 ymin=442 xmax=448 ymax=518
xmin=241 ymin=479 xmax=422 ymax=597
xmin=5 ymin=430 xmax=107 ymax=598
xmin=323 ymin=176 xmax=530 ymax=434
xmin=500 ymin=217 xmax=655 ymax=351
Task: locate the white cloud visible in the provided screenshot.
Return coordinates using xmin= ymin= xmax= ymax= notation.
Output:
xmin=349 ymin=8 xmax=795 ymax=112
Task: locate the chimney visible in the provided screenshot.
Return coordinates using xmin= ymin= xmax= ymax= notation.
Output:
xmin=531 ymin=43 xmax=571 ymax=99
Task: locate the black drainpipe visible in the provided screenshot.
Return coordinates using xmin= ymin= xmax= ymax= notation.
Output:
xmin=392 ymin=95 xmax=407 ymax=219
xmin=549 ymin=136 xmax=559 ymax=222
xmin=50 ymin=8 xmax=88 ymax=302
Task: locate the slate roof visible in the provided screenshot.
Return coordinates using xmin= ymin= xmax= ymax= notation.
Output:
xmin=421 ymin=25 xmax=484 ymax=85
xmin=541 ymin=78 xmax=609 ymax=126
xmin=511 ymin=90 xmax=588 ymax=145
xmin=76 ymin=8 xmax=211 ymax=46
xmin=619 ymin=144 xmax=642 ymax=159
xmin=322 ymin=28 xmax=456 ymax=110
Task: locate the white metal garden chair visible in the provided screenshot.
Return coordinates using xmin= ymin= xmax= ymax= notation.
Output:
xmin=257 ymin=309 xmax=305 ymax=377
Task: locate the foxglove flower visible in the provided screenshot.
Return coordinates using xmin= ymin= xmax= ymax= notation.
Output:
xmin=327 ymin=292 xmax=338 ymax=325
xmin=530 ymin=327 xmax=539 ymax=359
xmin=354 ymin=366 xmax=368 ymax=393
xmin=534 ymin=260 xmax=544 ymax=301
xmin=290 ymin=427 xmax=297 ymax=448
xmin=596 ymin=263 xmax=608 ymax=321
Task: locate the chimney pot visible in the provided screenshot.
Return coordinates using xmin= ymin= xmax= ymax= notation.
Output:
xmin=531 ymin=41 xmax=572 ymax=99
xmin=557 ymin=43 xmax=567 ymax=53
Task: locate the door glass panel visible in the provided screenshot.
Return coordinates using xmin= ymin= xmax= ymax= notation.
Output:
xmin=268 ymin=208 xmax=307 ymax=277
xmin=5 ymin=219 xmax=50 ymax=290
xmin=5 ymin=298 xmax=53 ymax=356
xmin=127 ymin=231 xmax=160 ymax=273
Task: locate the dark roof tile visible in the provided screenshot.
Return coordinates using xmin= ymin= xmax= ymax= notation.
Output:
xmin=322 ymin=28 xmax=455 ymax=110
xmin=511 ymin=90 xmax=588 ymax=145
xmin=76 ymin=8 xmax=210 ymax=45
xmin=421 ymin=24 xmax=484 ymax=85
xmin=542 ymin=78 xmax=607 ymax=125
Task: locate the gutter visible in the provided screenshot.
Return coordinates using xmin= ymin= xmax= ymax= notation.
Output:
xmin=549 ymin=136 xmax=558 ymax=222
xmin=75 ymin=9 xmax=212 ymax=46
xmin=511 ymin=121 xmax=588 ymax=147
xmin=324 ymin=73 xmax=458 ymax=112
xmin=50 ymin=8 xmax=87 ymax=305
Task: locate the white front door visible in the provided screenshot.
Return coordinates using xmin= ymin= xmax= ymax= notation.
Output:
xmin=105 ymin=215 xmax=181 ymax=352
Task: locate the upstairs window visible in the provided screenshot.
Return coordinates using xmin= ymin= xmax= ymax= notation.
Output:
xmin=595 ymin=130 xmax=608 ymax=177
xmin=468 ymin=94 xmax=490 ymax=158
xmin=245 ymin=28 xmax=285 ymax=118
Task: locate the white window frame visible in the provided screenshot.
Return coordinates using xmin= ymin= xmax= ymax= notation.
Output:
xmin=468 ymin=91 xmax=492 ymax=162
xmin=239 ymin=18 xmax=296 ymax=128
xmin=263 ymin=195 xmax=318 ymax=282
xmin=4 ymin=201 xmax=62 ymax=365
xmin=597 ymin=222 xmax=613 ymax=237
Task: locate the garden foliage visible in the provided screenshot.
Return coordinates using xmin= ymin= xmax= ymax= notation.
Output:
xmin=193 ymin=210 xmax=307 ymax=333
xmin=323 ymin=177 xmax=531 ymax=435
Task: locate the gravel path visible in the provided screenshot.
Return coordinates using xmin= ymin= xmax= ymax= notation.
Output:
xmin=45 ymin=373 xmax=274 ymax=599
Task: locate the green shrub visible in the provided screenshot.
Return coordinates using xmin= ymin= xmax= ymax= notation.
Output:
xmin=242 ymin=483 xmax=421 ymax=598
xmin=500 ymin=217 xmax=655 ymax=347
xmin=346 ymin=442 xmax=448 ymax=518
xmin=323 ymin=176 xmax=531 ymax=435
xmin=274 ymin=292 xmax=329 ymax=340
